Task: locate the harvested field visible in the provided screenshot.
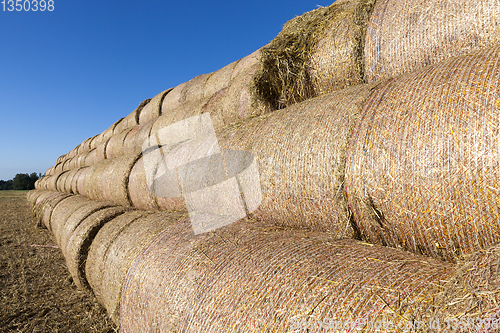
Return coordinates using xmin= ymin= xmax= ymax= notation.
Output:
xmin=0 ymin=191 xmax=116 ymax=332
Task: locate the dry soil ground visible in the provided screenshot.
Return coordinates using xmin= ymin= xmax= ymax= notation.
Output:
xmin=0 ymin=191 xmax=116 ymax=333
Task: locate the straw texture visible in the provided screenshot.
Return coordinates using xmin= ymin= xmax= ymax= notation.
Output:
xmin=106 ymin=128 xmax=133 ymax=159
xmin=100 ymin=153 xmax=140 ymax=206
xmin=203 ymin=60 xmax=237 ymax=97
xmin=50 ymin=195 xmax=91 ymax=241
xmin=120 ymin=219 xmax=454 ymax=332
xmin=253 ymin=0 xmax=376 ymax=109
xmin=86 ymin=211 xmax=187 ymax=324
xmin=66 ymin=205 xmax=131 ymax=291
xmin=346 ymin=47 xmax=500 ymax=263
xmin=127 ymin=156 xmax=159 ymax=211
xmin=365 ymin=0 xmax=500 ymax=82
xmin=139 ymin=89 xmax=172 ymax=125
xmin=31 ymin=191 xmax=71 ymax=229
xmin=214 ymin=83 xmax=377 ymax=235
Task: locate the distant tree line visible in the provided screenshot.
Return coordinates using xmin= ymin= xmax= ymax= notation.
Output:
xmin=0 ymin=173 xmax=41 ymax=190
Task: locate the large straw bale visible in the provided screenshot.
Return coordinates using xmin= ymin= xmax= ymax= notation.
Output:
xmin=214 ymin=83 xmax=376 ymax=235
xmin=84 ymin=148 xmax=98 ymax=167
xmin=106 ymin=128 xmax=133 ymax=159
xmin=54 ymin=162 xmax=64 ymax=174
xmin=203 ymin=60 xmax=237 ymax=97
xmin=71 ymin=167 xmax=87 ymax=194
xmin=113 ymin=116 xmax=130 ymax=135
xmin=76 ymin=167 xmax=90 ymax=196
xmin=86 ymin=210 xmax=187 ymax=324
xmin=100 ymin=153 xmax=140 ymax=206
xmin=58 ymin=200 xmax=117 ymax=259
xmin=252 ymin=0 xmax=376 ymax=109
xmin=66 ymin=205 xmax=131 ymax=291
xmin=82 ymin=159 xmax=114 ymax=200
xmin=128 ymin=156 xmax=160 ymax=210
xmin=50 ymin=195 xmax=91 ymax=241
xmin=63 ymin=169 xmax=79 ymax=194
xmin=231 ymin=49 xmax=261 ymax=80
xmin=120 ymin=219 xmax=454 ymax=332
xmin=89 ymin=134 xmax=99 ymax=150
xmin=365 ymin=0 xmax=500 ymax=83
xmin=345 ymin=47 xmax=500 ymax=263
xmin=95 ymin=138 xmax=109 ymax=165
xmin=55 ymin=171 xmax=70 ymax=192
xmin=123 ymin=120 xmax=154 ymax=156
xmin=34 ymin=191 xmax=72 ymax=230
xmin=138 ymin=89 xmax=172 ymax=125
xmin=44 ymin=166 xmax=55 ymax=177
xmin=162 ymin=82 xmax=187 ymax=112
xmin=434 ymin=244 xmax=500 ymax=325
xmin=124 ymin=98 xmax=151 ymax=129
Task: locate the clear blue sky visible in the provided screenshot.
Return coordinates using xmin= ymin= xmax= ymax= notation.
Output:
xmin=0 ymin=0 xmax=333 ymax=181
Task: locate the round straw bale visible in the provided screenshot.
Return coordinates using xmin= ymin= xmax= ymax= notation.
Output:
xmin=56 ymin=155 xmax=66 ymax=164
xmin=215 ymin=83 xmax=377 ymax=235
xmin=345 ymin=47 xmax=500 ymax=263
xmin=63 ymin=169 xmax=79 ymax=194
xmin=84 ymin=159 xmax=115 ymax=201
xmin=44 ymin=166 xmax=54 ymax=177
xmin=112 ymin=117 xmax=128 ymax=135
xmin=61 ymin=158 xmax=72 ymax=172
xmin=95 ymin=138 xmax=109 ymax=165
xmin=209 ymin=62 xmax=271 ymax=128
xmin=89 ymin=134 xmax=99 ymax=150
xmin=253 ymin=0 xmax=375 ymax=109
xmin=106 ymin=128 xmax=133 ymax=159
xmin=123 ymin=120 xmax=154 ymax=156
xmin=128 ymin=156 xmax=160 ymax=210
xmin=86 ymin=210 xmax=160 ymax=323
xmin=58 ymin=200 xmax=117 ymax=259
xmin=124 ymin=98 xmax=151 ymax=129
xmin=161 ymin=82 xmax=187 ymax=113
xmin=84 ymin=148 xmax=98 ymax=167
xmin=138 ymin=89 xmax=172 ymax=125
xmin=76 ymin=142 xmax=86 ymax=155
xmin=28 ymin=189 xmax=51 ymax=210
xmin=54 ymin=162 xmax=64 ymax=174
xmin=120 ymin=219 xmax=453 ymax=332
xmin=434 ymin=244 xmax=500 ymax=323
xmin=231 ymin=48 xmax=261 ymax=80
xmin=203 ymin=60 xmax=237 ymax=98
xmin=76 ymin=167 xmax=90 ymax=196
xmin=50 ymin=195 xmax=91 ymax=243
xmin=36 ymin=192 xmax=72 ymax=230
xmin=100 ymin=153 xmax=140 ymax=206
xmin=364 ymin=0 xmax=500 ymax=83
xmin=71 ymin=167 xmax=87 ymax=194
xmin=101 ymin=125 xmax=115 ymax=143
xmin=66 ymin=205 xmax=131 ymax=291
xmin=55 ymin=170 xmax=71 ymax=192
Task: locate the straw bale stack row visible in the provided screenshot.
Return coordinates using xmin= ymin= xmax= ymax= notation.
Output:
xmin=30 ymin=0 xmax=500 ymax=331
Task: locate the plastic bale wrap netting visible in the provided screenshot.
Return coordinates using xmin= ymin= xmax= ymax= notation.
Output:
xmin=85 ymin=210 xmax=187 ymax=325
xmin=364 ymin=0 xmax=500 ymax=83
xmin=346 ymin=47 xmax=500 ymax=263
xmin=120 ymin=218 xmax=458 ymax=332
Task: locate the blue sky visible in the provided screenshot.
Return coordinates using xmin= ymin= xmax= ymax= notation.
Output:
xmin=0 ymin=0 xmax=333 ymax=181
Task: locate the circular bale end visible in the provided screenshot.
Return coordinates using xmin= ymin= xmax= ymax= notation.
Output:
xmin=66 ymin=205 xmax=131 ymax=292
xmin=50 ymin=195 xmax=91 ymax=242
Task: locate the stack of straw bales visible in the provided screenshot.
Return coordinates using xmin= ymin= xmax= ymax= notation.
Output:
xmin=29 ymin=0 xmax=500 ymax=330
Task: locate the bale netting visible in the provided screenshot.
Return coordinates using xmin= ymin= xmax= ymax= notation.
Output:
xmin=70 ymin=167 xmax=87 ymax=194
xmin=252 ymin=0 xmax=376 ymax=109
xmin=76 ymin=166 xmax=90 ymax=196
xmin=84 ymin=148 xmax=98 ymax=167
xmin=105 ymin=128 xmax=133 ymax=159
xmin=50 ymin=195 xmax=91 ymax=242
xmin=128 ymin=155 xmax=160 ymax=211
xmin=162 ymin=74 xmax=212 ymax=113
xmin=120 ymin=219 xmax=455 ymax=332
xmin=66 ymin=205 xmax=131 ymax=291
xmin=83 ymin=159 xmax=115 ymax=201
xmin=100 ymin=153 xmax=141 ymax=206
xmin=199 ymin=82 xmax=376 ymax=235
xmin=86 ymin=210 xmax=187 ymax=325
xmin=345 ymin=46 xmax=500 ymax=263
xmin=57 ymin=200 xmax=118 ymax=259
xmin=364 ymin=0 xmax=500 ymax=83
xmin=33 ymin=191 xmax=72 ymax=230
